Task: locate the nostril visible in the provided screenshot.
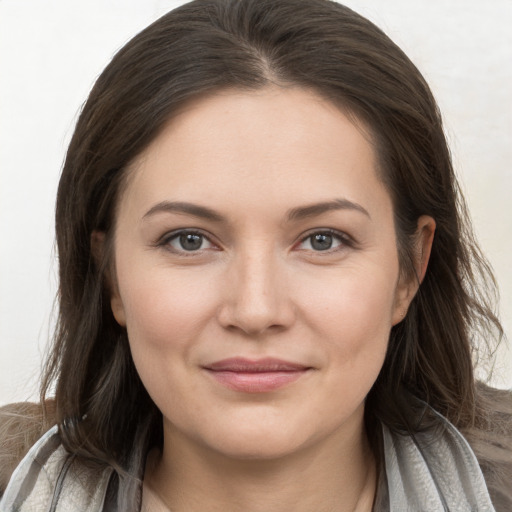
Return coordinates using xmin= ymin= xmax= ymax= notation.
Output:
xmin=217 ymin=300 xmax=294 ymax=336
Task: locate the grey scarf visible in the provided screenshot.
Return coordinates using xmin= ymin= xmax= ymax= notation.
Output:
xmin=0 ymin=411 xmax=495 ymax=511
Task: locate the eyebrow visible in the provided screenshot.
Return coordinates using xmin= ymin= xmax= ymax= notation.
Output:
xmin=287 ymin=198 xmax=371 ymax=221
xmin=142 ymin=198 xmax=371 ymax=223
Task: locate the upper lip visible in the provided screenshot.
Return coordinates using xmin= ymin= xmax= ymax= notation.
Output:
xmin=203 ymin=357 xmax=310 ymax=372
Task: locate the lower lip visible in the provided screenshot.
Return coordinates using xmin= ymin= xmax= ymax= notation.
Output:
xmin=205 ymin=370 xmax=308 ymax=393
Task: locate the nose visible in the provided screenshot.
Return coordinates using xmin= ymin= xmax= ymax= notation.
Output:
xmin=217 ymin=249 xmax=296 ymax=336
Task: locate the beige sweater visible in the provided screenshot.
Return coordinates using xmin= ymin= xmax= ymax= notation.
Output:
xmin=0 ymin=402 xmax=168 ymax=511
xmin=0 ymin=401 xmax=56 ymax=494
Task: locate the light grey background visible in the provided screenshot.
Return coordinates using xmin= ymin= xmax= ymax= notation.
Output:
xmin=1 ymin=0 xmax=511 ymax=405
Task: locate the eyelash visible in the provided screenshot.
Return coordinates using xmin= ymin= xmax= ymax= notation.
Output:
xmin=296 ymin=229 xmax=354 ymax=253
xmin=157 ymin=228 xmax=355 ymax=257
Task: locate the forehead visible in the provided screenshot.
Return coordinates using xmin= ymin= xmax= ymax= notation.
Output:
xmin=119 ymin=86 xmax=391 ymax=223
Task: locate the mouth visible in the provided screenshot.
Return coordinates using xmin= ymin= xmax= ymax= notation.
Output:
xmin=202 ymin=357 xmax=312 ymax=393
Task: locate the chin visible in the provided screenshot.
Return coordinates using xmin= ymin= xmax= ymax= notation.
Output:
xmin=210 ymin=435 xmax=306 ymax=461
xmin=196 ymin=418 xmax=319 ymax=462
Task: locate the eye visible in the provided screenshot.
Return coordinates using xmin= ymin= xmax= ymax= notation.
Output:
xmin=297 ymin=230 xmax=351 ymax=252
xmin=163 ymin=230 xmax=215 ymax=253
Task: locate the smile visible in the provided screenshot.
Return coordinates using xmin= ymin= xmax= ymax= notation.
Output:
xmin=202 ymin=357 xmax=312 ymax=393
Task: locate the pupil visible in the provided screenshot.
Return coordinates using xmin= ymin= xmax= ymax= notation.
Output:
xmin=180 ymin=233 xmax=202 ymax=251
xmin=311 ymin=233 xmax=332 ymax=251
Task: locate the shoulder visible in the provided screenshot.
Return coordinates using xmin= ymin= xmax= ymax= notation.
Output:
xmin=382 ymin=405 xmax=497 ymax=511
xmin=466 ymin=383 xmax=512 ymax=511
xmin=0 ymin=401 xmax=56 ymax=494
xmin=0 ymin=403 xmax=113 ymax=511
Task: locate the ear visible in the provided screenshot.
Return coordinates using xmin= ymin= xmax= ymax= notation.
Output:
xmin=392 ymin=215 xmax=436 ymax=325
xmin=91 ymin=230 xmax=126 ymax=327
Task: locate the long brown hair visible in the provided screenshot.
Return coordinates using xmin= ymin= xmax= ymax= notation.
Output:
xmin=41 ymin=0 xmax=511 ymax=508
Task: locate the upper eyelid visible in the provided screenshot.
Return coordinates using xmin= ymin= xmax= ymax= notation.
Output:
xmin=297 ymin=228 xmax=353 ymax=243
xmin=160 ymin=228 xmax=215 ymax=243
xmin=158 ymin=229 xmax=218 ymax=256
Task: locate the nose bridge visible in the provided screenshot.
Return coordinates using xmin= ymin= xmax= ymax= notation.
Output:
xmin=238 ymin=247 xmax=276 ymax=304
xmin=219 ymin=242 xmax=293 ymax=335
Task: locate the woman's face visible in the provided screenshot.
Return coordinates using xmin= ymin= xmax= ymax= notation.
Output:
xmin=110 ymin=87 xmax=416 ymax=459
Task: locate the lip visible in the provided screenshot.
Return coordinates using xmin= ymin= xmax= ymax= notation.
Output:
xmin=202 ymin=357 xmax=312 ymax=393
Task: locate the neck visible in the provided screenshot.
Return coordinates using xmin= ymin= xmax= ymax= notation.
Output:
xmin=147 ymin=418 xmax=377 ymax=512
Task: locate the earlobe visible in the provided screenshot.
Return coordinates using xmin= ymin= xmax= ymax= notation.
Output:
xmin=110 ymin=293 xmax=127 ymax=327
xmin=90 ymin=230 xmax=127 ymax=327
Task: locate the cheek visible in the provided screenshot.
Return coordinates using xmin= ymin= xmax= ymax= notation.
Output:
xmin=118 ymin=270 xmax=219 ymax=350
xmin=303 ymin=265 xmax=397 ymax=334
xmin=297 ymin=263 xmax=398 ymax=382
xmin=117 ymin=270 xmax=221 ymax=414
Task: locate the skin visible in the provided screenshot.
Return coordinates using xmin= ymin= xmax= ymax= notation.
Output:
xmin=107 ymin=86 xmax=435 ymax=512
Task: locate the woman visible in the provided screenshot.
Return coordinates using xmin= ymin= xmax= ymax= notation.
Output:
xmin=1 ymin=0 xmax=511 ymax=510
